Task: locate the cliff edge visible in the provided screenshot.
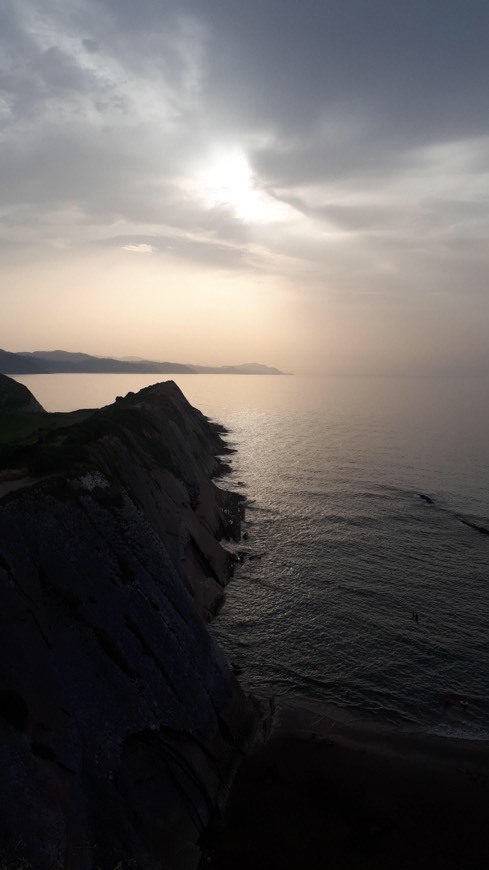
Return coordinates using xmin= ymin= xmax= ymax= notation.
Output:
xmin=0 ymin=372 xmax=45 ymax=413
xmin=0 ymin=380 xmax=257 ymax=869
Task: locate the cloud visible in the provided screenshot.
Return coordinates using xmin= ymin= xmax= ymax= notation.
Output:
xmin=1 ymin=0 xmax=489 ymax=371
xmin=107 ymin=232 xmax=262 ymax=271
xmin=122 ymin=243 xmax=154 ymax=253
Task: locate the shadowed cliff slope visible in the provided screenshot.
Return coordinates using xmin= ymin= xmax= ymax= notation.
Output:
xmin=0 ymin=380 xmax=257 ymax=869
xmin=0 ymin=372 xmax=45 ymax=413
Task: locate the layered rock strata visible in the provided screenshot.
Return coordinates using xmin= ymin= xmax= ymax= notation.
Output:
xmin=0 ymin=381 xmax=256 ymax=869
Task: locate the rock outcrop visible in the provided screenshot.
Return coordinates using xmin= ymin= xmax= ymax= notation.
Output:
xmin=0 ymin=372 xmax=45 ymax=413
xmin=0 ymin=381 xmax=257 ymax=869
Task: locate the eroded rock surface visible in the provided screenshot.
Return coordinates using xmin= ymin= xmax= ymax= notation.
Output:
xmin=0 ymin=381 xmax=256 ymax=869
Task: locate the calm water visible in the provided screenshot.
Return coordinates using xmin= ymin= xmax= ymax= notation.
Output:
xmin=13 ymin=373 xmax=489 ymax=739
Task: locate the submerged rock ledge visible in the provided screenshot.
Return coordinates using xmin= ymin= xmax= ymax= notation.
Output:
xmin=0 ymin=380 xmax=258 ymax=869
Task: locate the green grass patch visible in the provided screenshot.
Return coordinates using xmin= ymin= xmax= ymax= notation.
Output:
xmin=0 ymin=409 xmax=94 ymax=447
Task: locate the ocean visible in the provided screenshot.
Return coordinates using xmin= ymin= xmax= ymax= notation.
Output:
xmin=12 ymin=373 xmax=489 ymax=739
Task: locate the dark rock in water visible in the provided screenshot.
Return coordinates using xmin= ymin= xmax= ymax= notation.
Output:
xmin=0 ymin=373 xmax=45 ymax=413
xmin=0 ymin=381 xmax=258 ymax=869
xmin=459 ymin=518 xmax=489 ymax=536
xmin=418 ymin=493 xmax=434 ymax=505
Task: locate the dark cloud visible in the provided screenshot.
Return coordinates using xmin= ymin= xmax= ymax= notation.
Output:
xmin=197 ymin=1 xmax=489 ymax=147
xmin=82 ymin=38 xmax=99 ymax=53
xmin=33 ymin=46 xmax=90 ymax=94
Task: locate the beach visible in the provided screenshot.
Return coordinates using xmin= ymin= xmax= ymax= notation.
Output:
xmin=206 ymin=703 xmax=489 ymax=869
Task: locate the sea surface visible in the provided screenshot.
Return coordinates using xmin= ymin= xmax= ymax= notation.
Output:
xmin=13 ymin=373 xmax=489 ymax=739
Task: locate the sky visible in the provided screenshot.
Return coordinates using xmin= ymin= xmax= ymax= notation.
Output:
xmin=1 ymin=0 xmax=489 ymax=374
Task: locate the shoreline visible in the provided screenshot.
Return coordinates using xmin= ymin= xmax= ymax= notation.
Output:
xmin=274 ymin=697 xmax=489 ymax=750
xmin=205 ymin=699 xmax=489 ymax=869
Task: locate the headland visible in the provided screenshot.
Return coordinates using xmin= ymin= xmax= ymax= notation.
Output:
xmin=0 ymin=377 xmax=260 ymax=869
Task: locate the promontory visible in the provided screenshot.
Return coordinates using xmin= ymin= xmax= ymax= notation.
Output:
xmin=0 ymin=377 xmax=258 ymax=869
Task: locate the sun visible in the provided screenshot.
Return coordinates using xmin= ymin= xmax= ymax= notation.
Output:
xmin=191 ymin=147 xmax=290 ymax=223
xmin=198 ymin=149 xmax=260 ymax=219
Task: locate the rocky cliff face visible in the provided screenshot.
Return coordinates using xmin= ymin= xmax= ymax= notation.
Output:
xmin=0 ymin=381 xmax=257 ymax=869
xmin=0 ymin=372 xmax=45 ymax=412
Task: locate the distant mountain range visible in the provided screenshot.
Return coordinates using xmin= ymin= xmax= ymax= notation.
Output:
xmin=0 ymin=349 xmax=286 ymax=376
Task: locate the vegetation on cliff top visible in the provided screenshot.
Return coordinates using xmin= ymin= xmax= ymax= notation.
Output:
xmin=0 ymin=374 xmax=94 ymax=467
xmin=0 ymin=377 xmax=230 ymax=484
xmin=0 ymin=373 xmax=45 ymax=415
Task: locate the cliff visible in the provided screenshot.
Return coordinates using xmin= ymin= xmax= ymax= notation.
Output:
xmin=0 ymin=372 xmax=45 ymax=413
xmin=0 ymin=380 xmax=257 ymax=869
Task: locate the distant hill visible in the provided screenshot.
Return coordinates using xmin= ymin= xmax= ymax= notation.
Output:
xmin=16 ymin=350 xmax=194 ymax=375
xmin=0 ymin=349 xmax=48 ymax=374
xmin=1 ymin=349 xmax=286 ymax=375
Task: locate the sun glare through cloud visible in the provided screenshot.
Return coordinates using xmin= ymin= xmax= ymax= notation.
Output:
xmin=191 ymin=148 xmax=291 ymax=223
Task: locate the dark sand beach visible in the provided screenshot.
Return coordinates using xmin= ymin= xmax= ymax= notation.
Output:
xmin=206 ymin=704 xmax=489 ymax=869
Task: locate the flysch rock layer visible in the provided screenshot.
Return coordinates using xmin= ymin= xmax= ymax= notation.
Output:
xmin=0 ymin=380 xmax=258 ymax=870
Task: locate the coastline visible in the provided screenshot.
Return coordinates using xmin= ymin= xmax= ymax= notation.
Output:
xmin=206 ymin=699 xmax=489 ymax=869
xmin=3 ymin=373 xmax=488 ymax=867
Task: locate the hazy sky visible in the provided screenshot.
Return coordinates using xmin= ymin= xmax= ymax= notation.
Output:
xmin=1 ymin=0 xmax=489 ymax=373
